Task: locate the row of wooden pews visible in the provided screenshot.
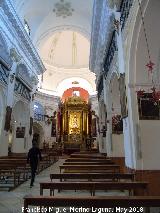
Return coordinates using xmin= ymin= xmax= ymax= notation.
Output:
xmin=0 ymin=149 xmax=59 ymax=191
xmin=24 ymin=152 xmax=160 ymax=212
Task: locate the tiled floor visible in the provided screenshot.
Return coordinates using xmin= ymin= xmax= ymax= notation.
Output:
xmin=0 ymin=159 xmax=160 ymax=213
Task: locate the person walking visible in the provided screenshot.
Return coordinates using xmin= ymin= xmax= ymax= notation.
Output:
xmin=27 ymin=140 xmax=42 ymax=187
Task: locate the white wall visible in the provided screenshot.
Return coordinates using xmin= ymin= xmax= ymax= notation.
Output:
xmin=34 ymin=92 xmax=59 ymax=145
xmin=12 ymin=138 xmax=26 ymax=153
xmin=112 ymin=134 xmax=124 ymax=157
xmin=123 ymin=117 xmax=134 ymax=168
xmin=139 ymin=120 xmax=160 ymax=170
xmin=98 ymin=134 xmax=107 ymax=153
xmin=12 ymin=101 xmax=30 ymax=153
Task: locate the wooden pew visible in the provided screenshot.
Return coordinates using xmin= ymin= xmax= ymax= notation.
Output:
xmin=48 ymin=152 xmax=59 ymax=163
xmin=0 ymin=169 xmax=21 ymax=190
xmin=59 ymin=165 xmax=120 ymax=173
xmin=0 ymin=162 xmax=30 ymax=181
xmin=74 ymin=151 xmax=98 ymax=154
xmin=0 ymin=153 xmax=54 ymax=191
xmin=40 ymin=181 xmax=148 ymax=196
xmin=23 ymin=195 xmax=160 ymax=213
xmin=50 ymin=173 xmax=135 ymax=182
xmin=63 ymin=162 xmax=114 ymax=165
xmin=70 ymin=154 xmax=107 ymax=159
xmin=0 ymin=154 xmax=51 ymax=174
xmin=65 ymin=158 xmax=111 ymax=162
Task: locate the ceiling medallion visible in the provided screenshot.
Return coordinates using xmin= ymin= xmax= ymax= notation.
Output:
xmin=53 ymin=0 xmax=74 ymax=18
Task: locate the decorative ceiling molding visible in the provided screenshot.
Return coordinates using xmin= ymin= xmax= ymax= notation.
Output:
xmin=53 ymin=0 xmax=74 ymax=18
xmin=89 ymin=0 xmax=114 ymax=75
xmin=0 ymin=0 xmax=45 ymax=75
xmin=0 ymin=32 xmax=12 ymax=69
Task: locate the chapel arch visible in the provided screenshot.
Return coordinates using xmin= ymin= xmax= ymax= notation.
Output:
xmin=33 ymin=122 xmax=44 ymax=148
xmin=126 ymin=0 xmax=160 ymax=171
xmin=11 ymin=100 xmax=30 ymax=153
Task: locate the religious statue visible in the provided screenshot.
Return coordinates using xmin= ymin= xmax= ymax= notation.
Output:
xmin=72 ymin=115 xmax=78 ymax=128
xmin=70 ymin=114 xmax=79 ymax=134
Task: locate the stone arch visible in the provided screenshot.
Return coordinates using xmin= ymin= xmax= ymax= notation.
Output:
xmin=33 ymin=122 xmax=44 ymax=147
xmin=11 ymin=100 xmax=30 ymax=153
xmin=35 ymin=25 xmax=90 ymax=48
xmin=126 ymin=0 xmax=160 ymax=169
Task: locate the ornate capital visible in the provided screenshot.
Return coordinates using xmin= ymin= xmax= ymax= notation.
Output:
xmin=1 ymin=0 xmax=45 ymax=74
xmin=10 ymin=48 xmax=21 ymax=63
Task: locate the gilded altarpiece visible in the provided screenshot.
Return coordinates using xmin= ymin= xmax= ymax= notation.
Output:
xmin=62 ymin=96 xmax=89 ymax=152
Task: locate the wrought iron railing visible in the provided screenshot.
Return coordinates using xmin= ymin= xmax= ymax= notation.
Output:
xmin=14 ymin=78 xmax=31 ymax=101
xmin=97 ymin=75 xmax=103 ymax=100
xmin=120 ymin=0 xmax=134 ymax=30
xmin=0 ymin=63 xmax=9 ymax=85
xmin=103 ymin=30 xmax=118 ymax=77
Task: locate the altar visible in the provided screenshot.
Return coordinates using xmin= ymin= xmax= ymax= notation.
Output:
xmin=60 ymin=96 xmax=90 ymax=153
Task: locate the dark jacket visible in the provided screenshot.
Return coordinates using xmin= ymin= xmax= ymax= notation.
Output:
xmin=27 ymin=147 xmax=42 ymax=165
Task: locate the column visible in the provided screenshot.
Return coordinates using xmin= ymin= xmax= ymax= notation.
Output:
xmin=2 ymin=61 xmax=17 ymax=156
xmin=28 ymin=85 xmax=37 ymax=150
xmin=114 ymin=10 xmax=125 ymax=74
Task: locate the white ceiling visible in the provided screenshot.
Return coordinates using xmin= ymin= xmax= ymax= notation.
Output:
xmin=39 ymin=30 xmax=90 ymax=68
xmin=13 ymin=0 xmax=93 ymax=43
xmin=13 ymin=0 xmax=96 ymax=96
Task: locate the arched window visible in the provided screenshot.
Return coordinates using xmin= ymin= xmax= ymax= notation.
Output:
xmin=34 ymin=102 xmax=44 ymax=121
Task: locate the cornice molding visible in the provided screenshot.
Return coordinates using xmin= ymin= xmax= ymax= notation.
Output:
xmin=36 ymin=91 xmax=60 ymax=101
xmin=0 ymin=0 xmax=45 ymax=75
xmin=16 ymin=63 xmax=39 ymax=89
